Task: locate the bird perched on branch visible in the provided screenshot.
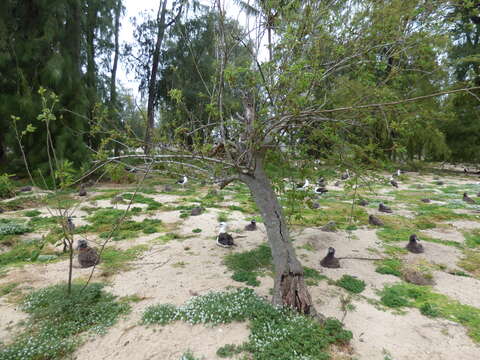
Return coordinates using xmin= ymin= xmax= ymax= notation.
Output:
xmin=379 ymin=203 xmax=392 ymax=213
xmin=406 ymin=234 xmax=424 ymax=254
xmin=463 ymin=192 xmax=476 ymax=204
xmin=77 ymin=239 xmax=100 ymax=268
xmin=245 ymin=220 xmax=257 ymax=231
xmin=320 ymin=247 xmax=340 ymax=268
xmin=216 ymin=222 xmax=235 ymax=248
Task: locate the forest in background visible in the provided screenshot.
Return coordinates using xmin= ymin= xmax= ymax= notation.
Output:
xmin=0 ymin=0 xmax=479 ymax=177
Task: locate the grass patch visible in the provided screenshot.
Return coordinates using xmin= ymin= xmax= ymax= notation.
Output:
xmin=0 ymin=282 xmax=19 ymax=297
xmin=23 ymin=210 xmax=41 ymax=217
xmin=0 ymin=283 xmax=130 ymax=360
xmin=464 ymin=229 xmax=480 ymax=248
xmin=377 ymin=227 xmax=463 ymax=248
xmin=217 ymin=212 xmax=229 ymax=222
xmin=458 ymin=250 xmax=480 ymax=278
xmin=122 ymin=193 xmax=162 ymax=211
xmin=0 ymin=239 xmax=46 ymax=267
xmin=224 ymin=244 xmax=272 ymax=286
xmin=379 ymin=282 xmax=480 ymax=342
xmin=142 ymin=288 xmax=352 ymax=360
xmin=336 ymin=275 xmax=366 ymax=293
xmin=375 ymin=258 xmax=402 ymax=277
xmin=100 ymin=245 xmax=149 ymax=275
xmin=303 ymin=266 xmax=328 ymax=286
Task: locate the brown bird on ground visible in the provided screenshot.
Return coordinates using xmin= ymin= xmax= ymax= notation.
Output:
xmin=77 ymin=240 xmax=100 ymax=268
xmin=78 ymin=185 xmax=87 ymax=197
xmin=216 ymin=222 xmax=236 ymax=248
xmin=20 ymin=186 xmax=32 ymax=192
xmin=358 ymin=199 xmax=369 ymax=206
xmin=379 ymin=203 xmax=392 ymax=213
xmin=463 ymin=192 xmax=476 ymax=204
xmin=369 ymin=215 xmax=384 ymax=226
xmin=190 ymin=206 xmax=203 ymax=216
xmin=406 ymin=234 xmax=424 ymax=254
xmin=244 ymin=220 xmax=257 ymax=231
xmin=320 ymin=247 xmax=340 ymax=268
xmin=421 ymin=198 xmax=431 ymax=203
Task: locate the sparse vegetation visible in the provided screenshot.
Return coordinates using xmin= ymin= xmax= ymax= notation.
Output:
xmin=336 ymin=275 xmax=366 ymax=294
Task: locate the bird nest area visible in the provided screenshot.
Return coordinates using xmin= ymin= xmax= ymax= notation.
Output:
xmin=1 ymin=171 xmax=480 ymax=360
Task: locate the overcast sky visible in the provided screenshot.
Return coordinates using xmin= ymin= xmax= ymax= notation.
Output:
xmin=118 ymin=0 xmax=264 ymax=93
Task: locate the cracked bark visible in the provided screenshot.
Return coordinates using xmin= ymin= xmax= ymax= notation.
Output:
xmin=240 ymin=154 xmax=317 ymax=316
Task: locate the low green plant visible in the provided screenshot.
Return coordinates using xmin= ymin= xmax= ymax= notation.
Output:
xmin=142 ymin=288 xmax=352 ymax=360
xmin=376 ymin=258 xmax=402 ymax=277
xmin=100 ymin=245 xmax=149 ymax=275
xmin=0 ymin=221 xmax=31 ymax=236
xmin=122 ymin=193 xmax=162 ymax=210
xmin=0 ymin=282 xmax=19 ymax=297
xmin=192 ymin=228 xmax=202 ymax=233
xmin=217 ymin=212 xmax=229 ymax=222
xmin=336 ymin=275 xmax=366 ymax=293
xmin=379 ymin=283 xmax=480 ymax=342
xmin=216 ymin=344 xmax=243 ymax=358
xmin=105 ymin=164 xmax=135 ymax=184
xmin=23 ymin=210 xmax=41 ymax=217
xmin=224 ymin=244 xmax=272 ymax=286
xmin=0 ymin=283 xmax=130 ymax=360
xmin=0 ymin=173 xmax=16 ymax=199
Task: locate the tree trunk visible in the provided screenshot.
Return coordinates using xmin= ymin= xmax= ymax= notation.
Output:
xmin=144 ymin=0 xmax=168 ymax=154
xmin=110 ymin=0 xmax=121 ymax=107
xmin=241 ymin=155 xmax=315 ymax=315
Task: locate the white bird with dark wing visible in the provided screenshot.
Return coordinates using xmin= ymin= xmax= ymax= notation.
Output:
xmin=177 ymin=175 xmax=188 ymax=187
xmin=341 ymin=169 xmax=350 ymax=180
xmin=296 ymin=179 xmax=310 ymax=190
xmin=390 ymin=176 xmax=399 ymax=188
xmin=216 ymin=222 xmax=235 ymax=248
xmin=314 ymin=186 xmax=328 ymax=194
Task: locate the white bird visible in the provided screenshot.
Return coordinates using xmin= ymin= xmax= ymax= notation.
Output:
xmin=216 ymin=222 xmax=235 ymax=248
xmin=314 ymin=186 xmax=328 ymax=194
xmin=177 ymin=175 xmax=188 ymax=187
xmin=296 ymin=179 xmax=310 ymax=190
xmin=396 ymin=169 xmax=401 ymax=177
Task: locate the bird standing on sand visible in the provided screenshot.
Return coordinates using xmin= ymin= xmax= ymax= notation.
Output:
xmin=78 ymin=184 xmax=87 ymax=197
xmin=390 ymin=176 xmax=398 ymax=188
xmin=296 ymin=179 xmax=310 ymax=190
xmin=314 ymin=186 xmax=328 ymax=194
xmin=320 ymin=247 xmax=340 ymax=268
xmin=216 ymin=222 xmax=235 ymax=248
xmin=369 ymin=215 xmax=383 ymax=226
xmin=341 ymin=170 xmax=350 ymax=180
xmin=190 ymin=206 xmax=203 ymax=216
xmin=177 ymin=175 xmax=188 ymax=187
xmin=245 ymin=220 xmax=257 ymax=231
xmin=463 ymin=192 xmax=476 ymax=204
xmin=77 ymin=239 xmax=100 ymax=268
xmin=406 ymin=234 xmax=424 ymax=254
xmin=379 ymin=203 xmax=393 ymax=213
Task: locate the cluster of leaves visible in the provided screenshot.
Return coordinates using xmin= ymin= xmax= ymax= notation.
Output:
xmin=0 ymin=174 xmax=16 ymax=199
xmin=0 ymin=283 xmax=130 ymax=360
xmin=142 ymin=288 xmax=352 ymax=360
xmin=379 ymin=283 xmax=480 ymax=342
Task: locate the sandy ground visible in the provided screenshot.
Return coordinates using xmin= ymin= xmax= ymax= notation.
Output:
xmin=1 ymin=172 xmax=480 ymax=359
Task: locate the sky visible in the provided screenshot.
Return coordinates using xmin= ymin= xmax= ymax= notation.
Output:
xmin=118 ymin=0 xmax=265 ymax=93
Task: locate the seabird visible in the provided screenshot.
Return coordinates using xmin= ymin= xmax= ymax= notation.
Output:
xmin=296 ymin=179 xmax=310 ymax=190
xmin=341 ymin=169 xmax=350 ymax=180
xmin=421 ymin=198 xmax=431 ymax=203
xmin=245 ymin=220 xmax=257 ymax=231
xmin=20 ymin=186 xmax=32 ymax=192
xmin=463 ymin=192 xmax=476 ymax=204
xmin=317 ymin=177 xmax=325 ymax=185
xmin=216 ymin=222 xmax=235 ymax=248
xmin=320 ymin=247 xmax=340 ymax=268
xmin=406 ymin=234 xmax=424 ymax=254
xmin=311 ymin=201 xmax=320 ymax=209
xmin=390 ymin=177 xmax=398 ymax=188
xmin=358 ymin=199 xmax=369 ymax=206
xmin=436 ymin=181 xmax=444 ymax=186
xmin=334 ymin=181 xmax=341 ymax=187
xmin=314 ymin=186 xmax=328 ymax=194
xmin=190 ymin=206 xmax=203 ymax=216
xmin=177 ymin=175 xmax=188 ymax=186
xmin=78 ymin=185 xmax=87 ymax=197
xmin=369 ymin=215 xmax=384 ymax=226
xmin=379 ymin=203 xmax=392 ymax=213
xmin=77 ymin=239 xmax=100 ymax=268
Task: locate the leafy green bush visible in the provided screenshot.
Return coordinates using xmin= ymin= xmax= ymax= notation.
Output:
xmin=142 ymin=288 xmax=352 ymax=360
xmin=105 ymin=164 xmax=135 ymax=184
xmin=376 ymin=258 xmax=402 ymax=277
xmin=0 ymin=222 xmax=31 ymax=236
xmin=0 ymin=283 xmax=130 ymax=360
xmin=23 ymin=210 xmax=42 ymax=217
xmin=420 ymin=302 xmax=440 ymax=317
xmin=0 ymin=173 xmax=15 ymax=199
xmin=336 ymin=275 xmax=366 ymax=294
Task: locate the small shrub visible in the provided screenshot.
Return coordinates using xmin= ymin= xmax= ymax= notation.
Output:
xmin=420 ymin=302 xmax=440 ymax=317
xmin=105 ymin=164 xmax=135 ymax=184
xmin=142 ymin=304 xmax=178 ymax=325
xmin=23 ymin=210 xmax=41 ymax=217
xmin=0 ymin=221 xmax=31 ymax=236
xmin=192 ymin=228 xmax=202 ymax=233
xmin=224 ymin=244 xmax=272 ymax=287
xmin=336 ymin=275 xmax=366 ymax=294
xmin=0 ymin=173 xmax=16 ymax=199
xmin=216 ymin=344 xmax=242 ymax=358
xmin=376 ymin=258 xmax=402 ymax=277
